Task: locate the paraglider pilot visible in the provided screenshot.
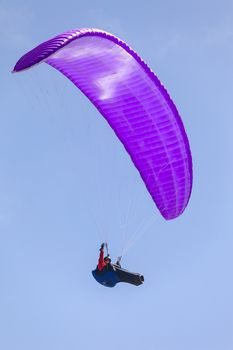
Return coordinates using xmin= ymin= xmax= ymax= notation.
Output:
xmin=92 ymin=243 xmax=144 ymax=287
xmin=97 ymin=243 xmax=122 ymax=272
xmin=97 ymin=243 xmax=113 ymax=272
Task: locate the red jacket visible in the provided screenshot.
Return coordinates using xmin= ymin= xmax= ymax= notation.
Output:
xmin=97 ymin=248 xmax=108 ymax=271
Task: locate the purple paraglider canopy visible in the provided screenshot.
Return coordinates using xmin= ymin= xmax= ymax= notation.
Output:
xmin=13 ymin=28 xmax=193 ymax=220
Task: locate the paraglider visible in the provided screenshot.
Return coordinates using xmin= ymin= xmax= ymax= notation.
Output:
xmin=13 ymin=28 xmax=193 ymax=287
xmin=13 ymin=28 xmax=193 ymax=220
xmin=92 ymin=243 xmax=144 ymax=287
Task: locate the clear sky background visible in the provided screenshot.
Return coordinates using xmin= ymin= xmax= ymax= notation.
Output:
xmin=1 ymin=1 xmax=233 ymax=349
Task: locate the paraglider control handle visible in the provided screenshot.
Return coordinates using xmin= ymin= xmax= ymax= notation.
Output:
xmin=116 ymin=256 xmax=122 ymax=267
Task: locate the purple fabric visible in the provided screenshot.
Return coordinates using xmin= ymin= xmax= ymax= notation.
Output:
xmin=13 ymin=28 xmax=193 ymax=219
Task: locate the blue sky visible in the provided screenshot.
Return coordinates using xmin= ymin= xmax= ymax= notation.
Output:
xmin=1 ymin=1 xmax=233 ymax=349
